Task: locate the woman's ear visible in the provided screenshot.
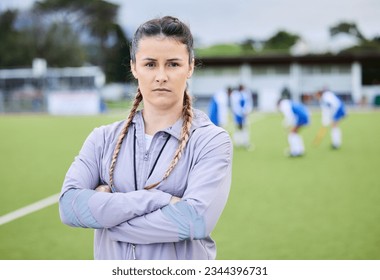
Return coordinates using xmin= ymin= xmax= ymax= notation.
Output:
xmin=187 ymin=58 xmax=195 ymax=79
xmin=130 ymin=60 xmax=138 ymax=79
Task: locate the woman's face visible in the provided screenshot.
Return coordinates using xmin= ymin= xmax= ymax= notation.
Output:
xmin=131 ymin=36 xmax=194 ymax=112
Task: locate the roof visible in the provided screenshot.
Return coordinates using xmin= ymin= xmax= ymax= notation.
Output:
xmin=195 ymin=52 xmax=380 ymax=67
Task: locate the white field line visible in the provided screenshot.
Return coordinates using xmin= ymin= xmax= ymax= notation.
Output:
xmin=0 ymin=193 xmax=60 ymax=226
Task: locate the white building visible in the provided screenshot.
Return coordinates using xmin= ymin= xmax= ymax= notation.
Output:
xmin=0 ymin=59 xmax=105 ymax=114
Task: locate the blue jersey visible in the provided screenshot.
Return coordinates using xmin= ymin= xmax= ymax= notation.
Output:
xmin=279 ymin=99 xmax=309 ymax=127
xmin=208 ymin=96 xmax=219 ymax=126
xmin=230 ymin=89 xmax=253 ymax=126
xmin=320 ymin=91 xmax=346 ymax=125
xmin=291 ymin=102 xmax=309 ymax=126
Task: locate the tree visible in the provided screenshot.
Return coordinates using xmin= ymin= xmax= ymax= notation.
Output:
xmin=32 ymin=0 xmax=131 ymax=82
xmin=33 ymin=0 xmax=124 ymax=70
xmin=0 ymin=10 xmax=34 ymax=67
xmin=240 ymin=38 xmax=255 ymax=52
xmin=329 ymin=22 xmax=366 ymax=41
xmin=329 ymin=21 xmax=380 ymax=54
xmin=263 ymin=30 xmax=300 ymax=52
xmin=39 ymin=22 xmax=86 ymax=67
xmin=103 ymin=23 xmax=132 ymax=83
xmin=0 ymin=8 xmax=87 ymax=68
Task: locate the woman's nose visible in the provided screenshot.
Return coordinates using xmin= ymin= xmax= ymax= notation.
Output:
xmin=155 ymin=67 xmax=168 ymax=83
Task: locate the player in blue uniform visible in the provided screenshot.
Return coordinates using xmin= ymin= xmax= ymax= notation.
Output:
xmin=230 ymin=84 xmax=253 ymax=148
xmin=278 ymin=98 xmax=310 ymax=157
xmin=314 ymin=90 xmax=347 ymax=149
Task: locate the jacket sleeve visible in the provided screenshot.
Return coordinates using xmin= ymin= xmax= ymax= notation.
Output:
xmin=107 ymin=130 xmax=232 ymax=244
xmin=59 ymin=127 xmax=172 ymax=229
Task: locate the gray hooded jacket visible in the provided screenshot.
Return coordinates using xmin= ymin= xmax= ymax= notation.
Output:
xmin=59 ymin=109 xmax=232 ymax=259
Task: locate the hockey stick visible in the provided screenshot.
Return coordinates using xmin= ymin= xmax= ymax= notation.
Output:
xmin=312 ymin=126 xmax=328 ymax=146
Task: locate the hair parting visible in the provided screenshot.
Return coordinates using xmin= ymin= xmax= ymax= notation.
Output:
xmin=130 ymin=15 xmax=194 ymax=64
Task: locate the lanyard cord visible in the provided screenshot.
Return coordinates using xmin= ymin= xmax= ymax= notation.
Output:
xmin=133 ymin=126 xmax=137 ymax=191
xmin=148 ymin=134 xmax=171 ymax=178
xmin=133 ymin=125 xmax=171 ymax=191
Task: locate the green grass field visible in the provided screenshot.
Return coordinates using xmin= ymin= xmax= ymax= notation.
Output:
xmin=0 ymin=109 xmax=379 ymax=260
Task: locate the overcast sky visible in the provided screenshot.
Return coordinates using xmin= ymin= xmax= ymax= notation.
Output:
xmin=1 ymin=0 xmax=379 ymax=47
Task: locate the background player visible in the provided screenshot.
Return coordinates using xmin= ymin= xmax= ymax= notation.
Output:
xmin=278 ymin=97 xmax=310 ymax=157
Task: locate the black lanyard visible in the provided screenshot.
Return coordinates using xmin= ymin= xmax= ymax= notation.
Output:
xmin=133 ymin=126 xmax=171 ymax=191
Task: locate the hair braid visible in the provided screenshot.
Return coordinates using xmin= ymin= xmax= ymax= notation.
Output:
xmin=109 ymin=89 xmax=143 ymax=189
xmin=145 ymin=91 xmax=193 ymax=190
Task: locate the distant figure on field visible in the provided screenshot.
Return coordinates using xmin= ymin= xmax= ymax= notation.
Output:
xmin=280 ymin=86 xmax=292 ymax=100
xmin=277 ymin=98 xmax=310 ymax=157
xmin=314 ymin=90 xmax=347 ymax=149
xmin=230 ymin=84 xmax=253 ymax=149
xmin=208 ymin=87 xmax=232 ymax=128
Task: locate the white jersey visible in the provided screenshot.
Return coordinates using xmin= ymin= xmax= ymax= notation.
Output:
xmin=213 ymin=89 xmax=229 ymax=126
xmin=230 ymin=89 xmax=253 ymax=117
xmin=279 ymin=99 xmax=296 ymax=127
xmin=320 ymin=91 xmax=341 ymax=126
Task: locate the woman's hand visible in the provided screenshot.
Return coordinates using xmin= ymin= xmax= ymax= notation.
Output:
xmin=95 ymin=185 xmax=112 ymax=193
xmin=170 ymin=196 xmax=181 ymax=204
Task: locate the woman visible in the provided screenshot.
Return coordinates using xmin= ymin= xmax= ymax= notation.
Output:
xmin=314 ymin=90 xmax=346 ymax=149
xmin=230 ymin=84 xmax=253 ymax=149
xmin=277 ymin=98 xmax=310 ymax=157
xmin=59 ymin=16 xmax=233 ymax=260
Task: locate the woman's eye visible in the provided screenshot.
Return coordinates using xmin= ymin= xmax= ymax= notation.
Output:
xmin=146 ymin=62 xmax=155 ymax=67
xmin=168 ymin=62 xmax=179 ymax=67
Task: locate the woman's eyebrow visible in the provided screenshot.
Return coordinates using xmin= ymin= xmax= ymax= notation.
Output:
xmin=142 ymin=57 xmax=157 ymax=61
xmin=167 ymin=58 xmax=183 ymax=62
xmin=142 ymin=57 xmax=184 ymax=61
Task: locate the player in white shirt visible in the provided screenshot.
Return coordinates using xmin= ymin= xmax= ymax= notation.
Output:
xmin=278 ymin=98 xmax=310 ymax=157
xmin=208 ymin=87 xmax=232 ymax=128
xmin=230 ymin=84 xmax=253 ymax=148
xmin=314 ymin=90 xmax=347 ymax=149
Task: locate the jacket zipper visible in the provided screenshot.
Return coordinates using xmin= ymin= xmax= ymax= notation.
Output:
xmin=131 ymin=244 xmax=137 ymax=260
